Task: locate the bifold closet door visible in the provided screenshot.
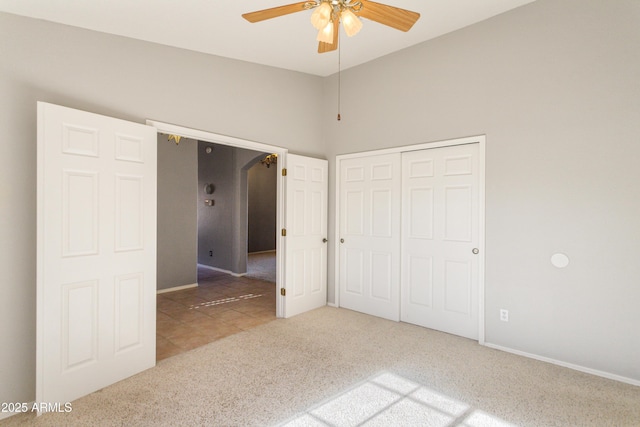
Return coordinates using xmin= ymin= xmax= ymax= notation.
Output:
xmin=339 ymin=153 xmax=401 ymax=321
xmin=400 ymin=144 xmax=480 ymax=340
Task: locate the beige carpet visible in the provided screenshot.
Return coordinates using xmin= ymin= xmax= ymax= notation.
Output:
xmin=246 ymin=251 xmax=276 ymax=283
xmin=3 ymin=307 xmax=639 ymax=426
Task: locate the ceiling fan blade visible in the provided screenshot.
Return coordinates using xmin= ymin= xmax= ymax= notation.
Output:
xmin=318 ymin=16 xmax=339 ymax=54
xmin=242 ymin=2 xmax=311 ymax=23
xmin=317 ymin=39 xmax=338 ymax=54
xmin=358 ymin=1 xmax=420 ymax=32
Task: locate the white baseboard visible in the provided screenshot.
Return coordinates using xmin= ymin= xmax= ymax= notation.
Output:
xmin=484 ymin=342 xmax=640 ymax=387
xmin=197 ymin=263 xmax=246 ymax=277
xmin=327 ymin=302 xmax=338 ymax=308
xmin=157 ymin=283 xmax=198 ymax=294
xmin=248 ymin=250 xmax=276 ymax=255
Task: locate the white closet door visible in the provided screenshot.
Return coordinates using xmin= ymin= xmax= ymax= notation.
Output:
xmin=339 ymin=153 xmax=401 ymax=321
xmin=401 ymin=144 xmax=480 ymax=339
xmin=37 ymin=102 xmax=157 ymax=408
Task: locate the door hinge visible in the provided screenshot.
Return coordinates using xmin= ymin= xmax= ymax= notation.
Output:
xmin=280 ymin=288 xmax=286 ymax=296
xmin=281 ymin=228 xmax=287 ymax=237
xmin=282 ymin=168 xmax=287 ymax=176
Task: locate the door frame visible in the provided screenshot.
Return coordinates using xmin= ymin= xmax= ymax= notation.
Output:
xmin=147 ymin=120 xmax=288 ymax=318
xmin=334 ymin=135 xmax=486 ymax=343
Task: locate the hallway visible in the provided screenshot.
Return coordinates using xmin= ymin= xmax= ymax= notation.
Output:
xmin=156 ymin=266 xmax=276 ymax=361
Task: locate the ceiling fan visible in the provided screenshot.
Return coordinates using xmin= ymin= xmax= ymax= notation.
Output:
xmin=242 ymin=1 xmax=420 ymax=53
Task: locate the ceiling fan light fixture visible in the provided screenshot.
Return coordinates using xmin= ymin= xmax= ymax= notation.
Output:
xmin=316 ymin=20 xmax=334 ymax=43
xmin=310 ymin=2 xmax=332 ymax=30
xmin=243 ymin=1 xmax=420 ymax=55
xmin=341 ymin=8 xmax=362 ymax=37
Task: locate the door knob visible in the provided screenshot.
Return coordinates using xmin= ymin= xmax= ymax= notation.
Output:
xmin=472 ymin=248 xmax=479 ymax=254
xmin=322 ymin=238 xmax=328 ymax=243
xmin=340 ymin=238 xmax=344 ymax=243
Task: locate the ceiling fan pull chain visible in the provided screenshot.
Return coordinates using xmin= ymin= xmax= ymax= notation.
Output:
xmin=337 ymin=31 xmax=341 ymax=121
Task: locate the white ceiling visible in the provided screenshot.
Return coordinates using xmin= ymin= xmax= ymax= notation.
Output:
xmin=0 ymin=0 xmax=536 ymax=76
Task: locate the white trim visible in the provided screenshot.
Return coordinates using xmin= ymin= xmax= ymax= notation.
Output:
xmin=336 ymin=135 xmax=484 ymax=160
xmin=197 ymin=263 xmax=247 ymax=277
xmin=327 ymin=302 xmax=338 ymax=308
xmin=334 ymin=135 xmax=486 ymax=344
xmin=333 ymin=158 xmax=341 ymax=309
xmin=36 ymin=102 xmax=45 ymax=413
xmin=146 ymin=120 xmax=286 ymax=153
xmin=477 ymin=138 xmax=486 ymax=345
xmin=484 ymin=343 xmax=640 ymax=387
xmin=157 ymin=283 xmax=198 ymax=294
xmin=147 ymin=121 xmax=287 ymax=318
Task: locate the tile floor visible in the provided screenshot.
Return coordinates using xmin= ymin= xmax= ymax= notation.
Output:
xmin=156 ymin=267 xmax=277 ymax=361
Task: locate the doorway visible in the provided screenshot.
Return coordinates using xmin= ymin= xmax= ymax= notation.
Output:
xmin=149 ymin=120 xmax=288 ymax=318
xmin=155 ymin=140 xmax=280 ymax=360
xmin=151 ymin=121 xmax=328 ymax=321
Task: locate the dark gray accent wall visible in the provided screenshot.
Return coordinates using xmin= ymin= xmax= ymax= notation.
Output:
xmin=198 ymin=142 xmax=234 ymax=269
xmin=197 ymin=142 xmax=266 ymax=273
xmin=248 ymin=161 xmax=277 ymax=253
xmin=157 ymin=135 xmax=197 ymax=290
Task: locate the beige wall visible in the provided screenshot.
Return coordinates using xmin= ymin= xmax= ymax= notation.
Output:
xmin=323 ymin=0 xmax=640 ymax=382
xmin=1 ymin=0 xmax=638 ymax=408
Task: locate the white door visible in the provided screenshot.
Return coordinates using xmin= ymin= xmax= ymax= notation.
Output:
xmin=283 ymin=154 xmax=328 ymax=318
xmin=401 ymin=143 xmax=480 ymax=339
xmin=37 ymin=102 xmax=157 ymax=407
xmin=338 ymin=153 xmax=402 ymax=321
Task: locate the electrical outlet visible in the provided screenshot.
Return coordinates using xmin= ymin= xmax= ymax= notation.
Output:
xmin=500 ymin=309 xmax=509 ymax=322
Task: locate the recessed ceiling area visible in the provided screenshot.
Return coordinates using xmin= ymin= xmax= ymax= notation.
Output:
xmin=0 ymin=0 xmax=536 ymax=76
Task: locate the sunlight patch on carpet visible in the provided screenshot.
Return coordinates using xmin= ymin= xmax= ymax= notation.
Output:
xmin=278 ymin=372 xmax=517 ymax=427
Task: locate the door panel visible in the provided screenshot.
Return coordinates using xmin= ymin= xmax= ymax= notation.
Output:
xmin=371 ymin=252 xmax=393 ymax=300
xmin=371 ymin=190 xmax=393 ymax=236
xmin=408 ymin=187 xmax=434 ymax=239
xmin=401 ymin=144 xmax=480 ymax=339
xmin=63 ymin=170 xmax=99 ymax=256
xmin=62 ymin=281 xmax=98 ymax=370
xmin=339 ymin=154 xmax=401 ymax=321
xmin=408 ymin=255 xmax=433 ymax=307
xmin=444 ymin=260 xmax=472 ymax=314
xmin=283 ymin=154 xmax=328 ymax=318
xmin=345 ymin=248 xmax=364 ymax=295
xmin=444 ymin=186 xmax=472 ymax=241
xmin=345 ymin=191 xmax=364 ymax=234
xmin=114 ymin=273 xmax=144 ymax=353
xmin=37 ymin=102 xmax=157 ymax=408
